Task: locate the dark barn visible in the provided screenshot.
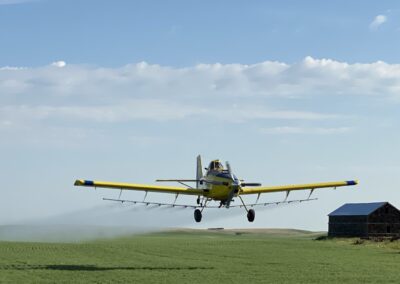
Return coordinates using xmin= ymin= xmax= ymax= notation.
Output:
xmin=328 ymin=202 xmax=400 ymax=238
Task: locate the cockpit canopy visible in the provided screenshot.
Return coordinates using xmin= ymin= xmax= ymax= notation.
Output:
xmin=208 ymin=160 xmax=224 ymax=172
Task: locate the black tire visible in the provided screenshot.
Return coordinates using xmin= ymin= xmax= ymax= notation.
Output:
xmin=194 ymin=209 xmax=202 ymax=223
xmin=247 ymin=209 xmax=255 ymax=222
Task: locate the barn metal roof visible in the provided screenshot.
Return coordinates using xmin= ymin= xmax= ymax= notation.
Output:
xmin=328 ymin=202 xmax=387 ymax=216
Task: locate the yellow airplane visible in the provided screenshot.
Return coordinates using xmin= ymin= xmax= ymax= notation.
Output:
xmin=74 ymin=155 xmax=358 ymax=223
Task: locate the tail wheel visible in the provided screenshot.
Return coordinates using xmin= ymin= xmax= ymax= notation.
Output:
xmin=247 ymin=209 xmax=255 ymax=222
xmin=194 ymin=209 xmax=202 ymax=222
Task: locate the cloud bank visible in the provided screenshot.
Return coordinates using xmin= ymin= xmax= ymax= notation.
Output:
xmin=1 ymin=57 xmax=399 ymax=146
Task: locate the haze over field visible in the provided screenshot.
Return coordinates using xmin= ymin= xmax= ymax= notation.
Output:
xmin=1 ymin=1 xmax=400 ymax=232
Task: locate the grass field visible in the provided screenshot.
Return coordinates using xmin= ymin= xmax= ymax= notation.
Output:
xmin=1 ymin=228 xmax=400 ymax=283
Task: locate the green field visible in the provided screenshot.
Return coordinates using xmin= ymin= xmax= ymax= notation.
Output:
xmin=1 ymin=229 xmax=400 ymax=283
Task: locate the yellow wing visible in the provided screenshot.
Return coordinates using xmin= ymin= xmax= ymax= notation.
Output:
xmin=240 ymin=180 xmax=358 ymax=195
xmin=74 ymin=179 xmax=201 ymax=195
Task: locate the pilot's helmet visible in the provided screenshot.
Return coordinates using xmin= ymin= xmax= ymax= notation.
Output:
xmin=214 ymin=160 xmax=223 ymax=170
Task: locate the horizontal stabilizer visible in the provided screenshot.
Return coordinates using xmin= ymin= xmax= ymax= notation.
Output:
xmin=241 ymin=183 xmax=262 ymax=187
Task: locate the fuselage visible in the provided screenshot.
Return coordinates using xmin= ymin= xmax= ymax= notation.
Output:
xmin=199 ymin=160 xmax=240 ymax=201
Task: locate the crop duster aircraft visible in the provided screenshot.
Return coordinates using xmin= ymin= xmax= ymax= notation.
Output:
xmin=74 ymin=155 xmax=358 ymax=222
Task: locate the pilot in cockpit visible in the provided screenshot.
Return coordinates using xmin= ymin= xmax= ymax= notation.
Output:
xmin=208 ymin=160 xmax=224 ymax=172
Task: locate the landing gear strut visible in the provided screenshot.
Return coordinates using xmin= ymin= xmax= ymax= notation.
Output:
xmin=238 ymin=195 xmax=255 ymax=222
xmin=194 ymin=198 xmax=209 ymax=222
xmin=194 ymin=209 xmax=202 ymax=222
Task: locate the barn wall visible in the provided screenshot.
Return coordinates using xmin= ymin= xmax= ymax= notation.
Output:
xmin=330 ymin=216 xmax=367 ymax=223
xmin=328 ymin=216 xmax=368 ymax=237
xmin=368 ymin=204 xmax=400 ymax=223
xmin=367 ymin=204 xmax=400 ymax=237
xmin=367 ymin=223 xmax=400 ymax=236
xmin=328 ymin=223 xmax=367 ymax=237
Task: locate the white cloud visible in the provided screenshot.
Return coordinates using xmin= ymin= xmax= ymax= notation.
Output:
xmin=51 ymin=61 xmax=66 ymax=68
xmin=369 ymin=15 xmax=387 ymax=30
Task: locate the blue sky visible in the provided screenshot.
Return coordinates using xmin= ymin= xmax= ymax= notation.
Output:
xmin=1 ymin=0 xmax=400 ymax=66
xmin=1 ymin=0 xmax=400 ymax=231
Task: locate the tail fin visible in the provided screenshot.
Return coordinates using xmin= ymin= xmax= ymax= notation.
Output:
xmin=196 ymin=155 xmax=203 ymax=189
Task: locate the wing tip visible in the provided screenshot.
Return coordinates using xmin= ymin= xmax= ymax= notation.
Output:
xmin=74 ymin=179 xmax=94 ymax=186
xmin=346 ymin=180 xmax=359 ymax=186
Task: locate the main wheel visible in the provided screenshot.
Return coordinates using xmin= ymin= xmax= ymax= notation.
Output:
xmin=194 ymin=209 xmax=202 ymax=222
xmin=247 ymin=209 xmax=255 ymax=222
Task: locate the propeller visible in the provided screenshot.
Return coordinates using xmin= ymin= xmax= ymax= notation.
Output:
xmin=225 ymin=161 xmax=240 ymax=208
xmin=225 ymin=161 xmax=232 ymax=179
xmin=224 ymin=161 xmax=262 ymax=208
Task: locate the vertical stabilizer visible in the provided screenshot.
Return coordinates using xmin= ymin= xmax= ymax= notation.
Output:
xmin=196 ymin=155 xmax=203 ymax=189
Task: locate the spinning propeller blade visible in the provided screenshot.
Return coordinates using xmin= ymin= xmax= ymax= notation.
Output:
xmin=225 ymin=161 xmax=239 ymax=208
